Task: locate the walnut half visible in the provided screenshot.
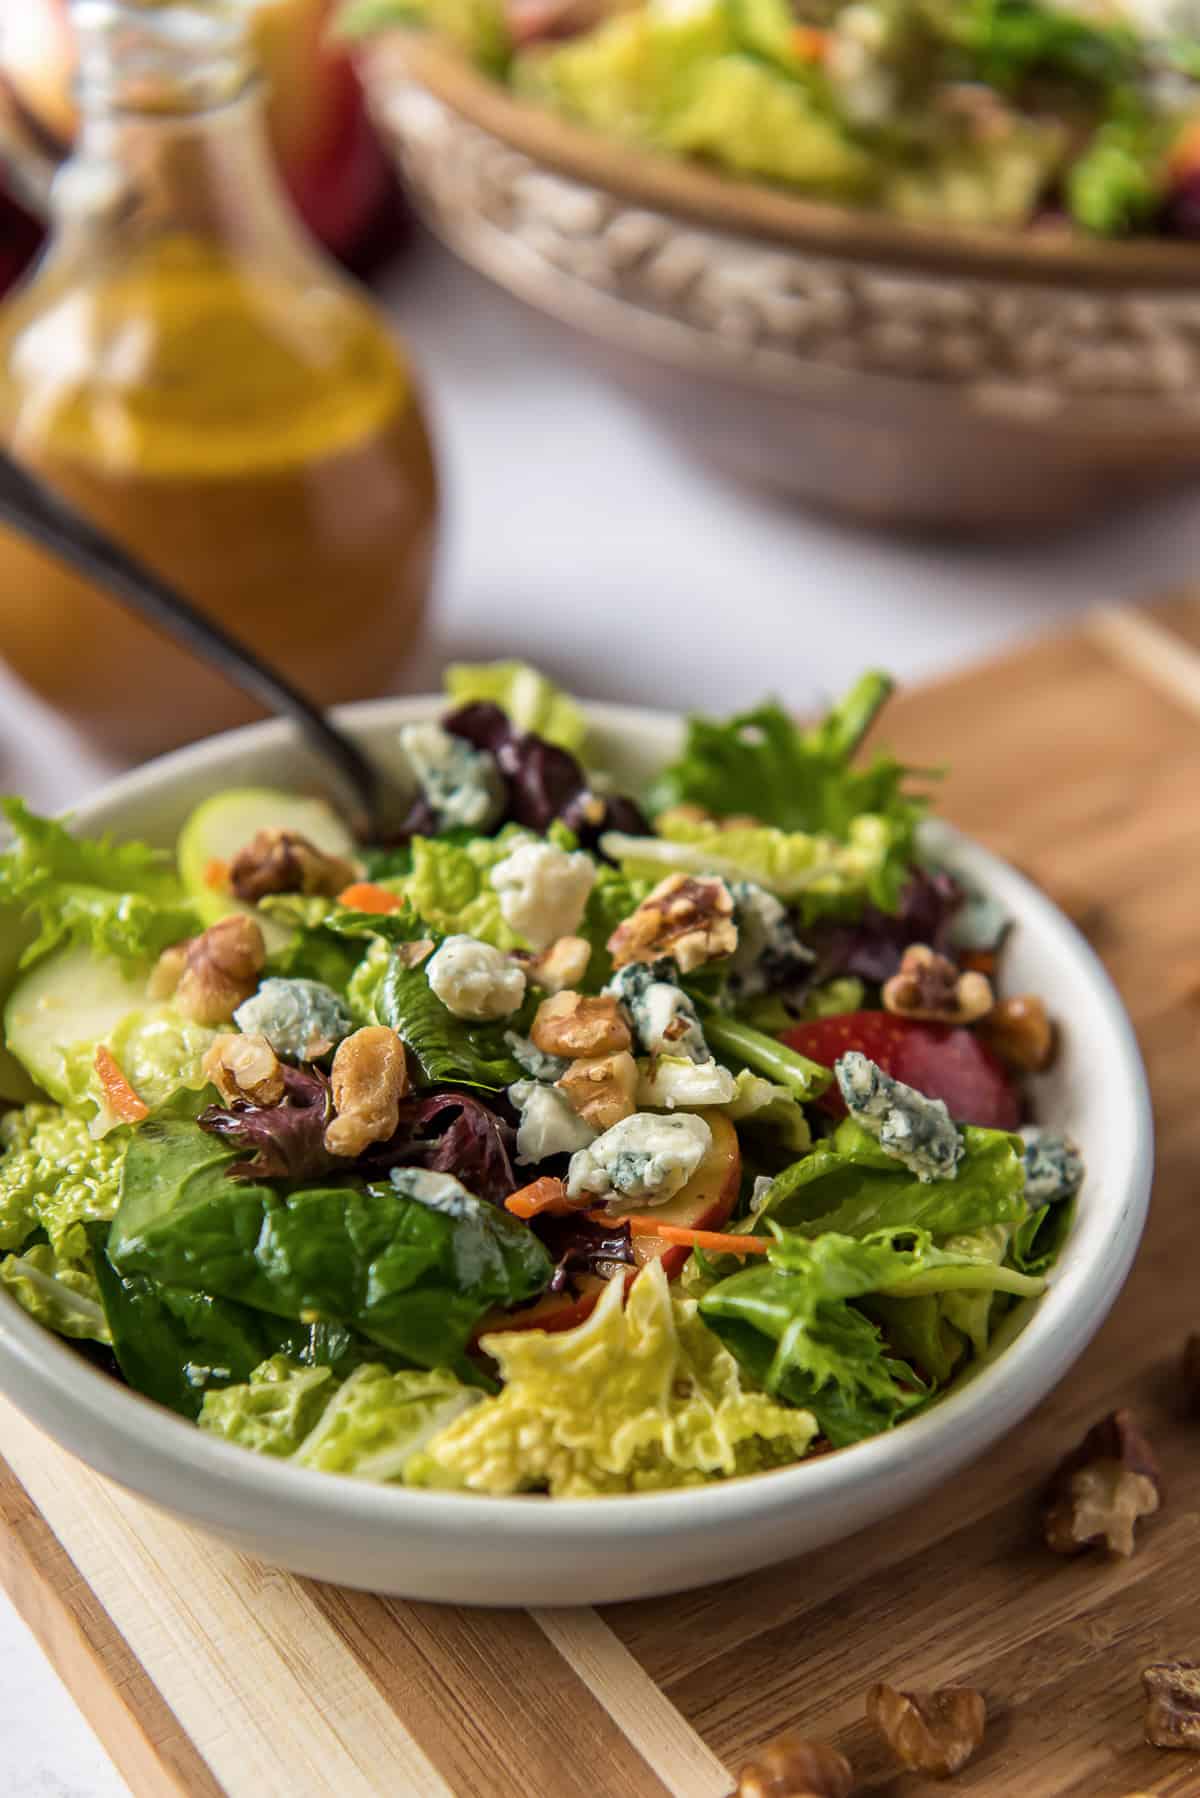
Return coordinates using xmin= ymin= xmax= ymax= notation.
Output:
xmin=325 ymin=1025 xmax=409 ymax=1158
xmin=866 ymin=1683 xmax=986 ymax=1779
xmin=530 ymin=990 xmax=631 ymax=1059
xmin=202 ymin=1033 xmax=285 ymax=1106
xmin=1042 ymin=1408 xmax=1162 ymax=1558
xmin=882 ymin=944 xmax=993 ymax=1026
xmin=1143 ymin=1661 xmax=1200 ymax=1751
xmin=736 ymin=1733 xmax=854 ymax=1798
xmin=557 ymin=1049 xmax=638 ymax=1131
xmin=229 ymin=827 xmax=357 ymax=903
xmin=607 ymin=873 xmax=738 ymax=975
xmin=171 ymin=916 xmax=266 ymax=1026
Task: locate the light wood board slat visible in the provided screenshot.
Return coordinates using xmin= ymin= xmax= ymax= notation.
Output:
xmin=4 ymin=598 xmax=1200 ymax=1797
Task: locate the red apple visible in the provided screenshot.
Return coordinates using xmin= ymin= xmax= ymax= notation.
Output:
xmin=0 ymin=0 xmax=400 ymax=266
xmin=477 ymin=1111 xmax=743 ymax=1338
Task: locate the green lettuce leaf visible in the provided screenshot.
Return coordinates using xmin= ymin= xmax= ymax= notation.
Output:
xmin=108 ymin=1122 xmax=550 ymax=1371
xmin=937 ymin=1222 xmax=1013 ymax=1358
xmin=1011 ymin=1197 xmax=1075 ymax=1277
xmin=375 ymin=956 xmax=525 ymax=1089
xmin=400 ymin=834 xmax=523 ymax=948
xmin=409 ymin=1259 xmax=818 ymax=1495
xmin=444 ymin=661 xmax=587 ymax=753
xmin=0 ymin=1102 xmax=126 ymax=1258
xmin=0 ymin=1240 xmax=110 ymax=1343
xmin=0 ymin=799 xmax=197 ymax=970
xmin=751 ymin=1118 xmax=1026 ymax=1240
xmin=700 ymin=1224 xmax=1044 ymax=1446
xmin=647 ymin=674 xmax=919 ymax=831
xmin=291 ymin=1363 xmax=480 ymax=1479
xmin=603 ymin=813 xmax=912 ymax=918
xmin=198 ymin=1356 xmax=339 ymax=1455
xmin=659 ymin=55 xmax=874 ymax=194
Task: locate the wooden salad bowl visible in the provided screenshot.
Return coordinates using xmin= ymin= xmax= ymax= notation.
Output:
xmin=363 ymin=33 xmax=1200 ymax=531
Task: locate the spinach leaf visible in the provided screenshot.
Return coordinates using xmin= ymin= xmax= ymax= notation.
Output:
xmin=108 ymin=1122 xmax=549 ymax=1370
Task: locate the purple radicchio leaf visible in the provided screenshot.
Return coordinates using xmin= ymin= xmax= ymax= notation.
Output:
xmin=805 ymin=867 xmax=963 ymax=987
xmin=359 ymin=1089 xmax=517 ymax=1207
xmin=443 ymin=702 xmax=649 ymax=847
xmin=532 ymin=1213 xmax=636 ymax=1294
xmin=198 ymin=1065 xmax=336 ymax=1182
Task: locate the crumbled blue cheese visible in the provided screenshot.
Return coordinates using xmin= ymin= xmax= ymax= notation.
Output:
xmin=426 ymin=935 xmax=526 ymax=1021
xmin=398 ymin=721 xmax=503 ymax=832
xmin=605 ymin=959 xmax=709 ymax=1063
xmin=509 ymin=1079 xmax=597 ymax=1164
xmin=836 ymin=1050 xmax=962 ymax=1182
xmin=636 ymin=1055 xmax=736 ymax=1110
xmin=490 ymin=840 xmax=595 ymax=950
xmin=390 ymin=1167 xmax=475 ymax=1212
xmin=727 ymin=881 xmax=814 ymax=1000
xmin=1021 ymin=1128 xmax=1084 ymax=1205
xmin=504 ymin=1030 xmax=569 ymax=1082
xmin=566 ymin=1111 xmax=711 ymax=1206
xmin=233 ymin=978 xmax=353 ymax=1061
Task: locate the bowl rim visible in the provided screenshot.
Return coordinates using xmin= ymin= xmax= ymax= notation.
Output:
xmin=0 ymin=694 xmax=1153 ymax=1543
xmin=365 ymin=34 xmax=1200 ymax=289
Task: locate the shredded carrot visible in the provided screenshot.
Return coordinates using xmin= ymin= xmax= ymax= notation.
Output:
xmin=591 ymin=1212 xmax=770 ymax=1255
xmin=338 ymin=881 xmax=403 ymax=914
xmin=505 ymin=1177 xmax=573 ymax=1219
xmin=94 ymin=1045 xmax=149 ymax=1124
xmin=204 ymin=857 xmax=230 ymax=892
xmin=791 ymin=24 xmax=828 ymax=61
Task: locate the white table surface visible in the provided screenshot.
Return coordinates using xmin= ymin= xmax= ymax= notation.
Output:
xmin=2 ymin=230 xmax=1200 ymax=1796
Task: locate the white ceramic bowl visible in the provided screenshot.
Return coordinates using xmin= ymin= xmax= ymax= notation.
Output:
xmin=0 ymin=698 xmax=1152 ymax=1606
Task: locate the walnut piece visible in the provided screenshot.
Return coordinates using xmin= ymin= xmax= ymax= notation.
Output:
xmin=174 ymin=917 xmax=266 ymax=1026
xmin=147 ymin=941 xmax=188 ymax=1001
xmin=521 ymin=935 xmax=592 ymax=993
xmin=607 ymin=873 xmax=738 ymax=975
xmin=736 ymin=1733 xmax=854 ymax=1798
xmin=530 ymin=990 xmax=632 ymax=1059
xmin=1042 ymin=1409 xmax=1162 ymax=1557
xmin=979 ymin=994 xmax=1055 ymax=1071
xmin=882 ymin=944 xmax=994 ymax=1026
xmin=324 ymin=1025 xmax=409 ymax=1157
xmin=202 ymin=1032 xmax=284 ymax=1106
xmin=866 ymin=1683 xmax=986 ymax=1779
xmin=396 ymin=937 xmax=436 ymax=970
xmin=1180 ymin=1334 xmax=1200 ymax=1416
xmin=557 ymin=1049 xmax=638 ymax=1131
xmin=1143 ymin=1661 xmax=1200 ymax=1751
xmin=229 ymin=828 xmax=357 ymax=904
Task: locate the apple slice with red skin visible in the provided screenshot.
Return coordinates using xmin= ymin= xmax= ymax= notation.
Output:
xmin=476 ymin=1111 xmax=742 ymax=1339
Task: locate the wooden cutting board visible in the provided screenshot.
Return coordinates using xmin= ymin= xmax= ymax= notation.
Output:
xmin=3 ymin=600 xmax=1200 ymax=1798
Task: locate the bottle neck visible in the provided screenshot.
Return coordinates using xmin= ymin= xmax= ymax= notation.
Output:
xmin=55 ymin=0 xmax=312 ymax=265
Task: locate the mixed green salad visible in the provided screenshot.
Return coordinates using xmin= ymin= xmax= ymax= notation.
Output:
xmin=0 ymin=665 xmax=1082 ymax=1497
xmin=344 ymin=0 xmax=1200 ymax=237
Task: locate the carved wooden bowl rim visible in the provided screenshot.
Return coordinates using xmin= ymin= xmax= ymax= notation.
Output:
xmin=366 ymin=33 xmax=1200 ymax=290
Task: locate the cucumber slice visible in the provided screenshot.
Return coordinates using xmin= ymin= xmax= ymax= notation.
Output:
xmin=5 ymin=945 xmax=150 ymax=1105
xmin=177 ymin=788 xmax=358 ymax=926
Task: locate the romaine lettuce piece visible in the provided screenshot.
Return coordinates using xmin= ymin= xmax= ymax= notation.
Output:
xmin=700 ymin=1224 xmax=1044 ymax=1445
xmin=199 ymin=1356 xmax=338 ymax=1455
xmin=702 ymin=1012 xmax=831 ymax=1101
xmin=401 ymin=834 xmax=524 ymax=949
xmin=408 ymin=1259 xmax=818 ymax=1495
xmin=292 ymin=1364 xmax=480 ymax=1479
xmin=0 ymin=1240 xmax=110 ymax=1343
xmin=938 ymin=1221 xmax=1012 ymax=1357
xmin=603 ymin=813 xmax=912 ymax=917
xmin=445 ymin=661 xmax=587 ymax=754
xmin=0 ymin=1102 xmax=125 ymax=1259
xmin=375 ymin=956 xmax=525 ymax=1089
xmin=750 ymin=1117 xmax=1025 ymax=1240
xmin=108 ymin=1121 xmax=550 ymax=1371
